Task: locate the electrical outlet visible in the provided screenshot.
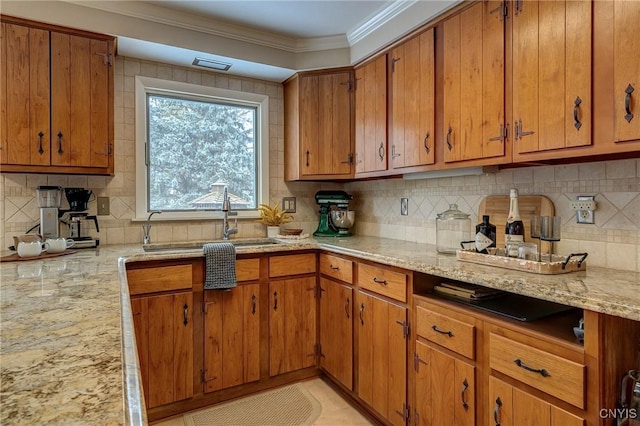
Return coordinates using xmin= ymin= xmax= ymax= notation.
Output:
xmin=575 ymin=195 xmax=595 ymax=224
xmin=97 ymin=197 xmax=110 ymax=216
xmin=401 ymin=198 xmax=409 ymax=216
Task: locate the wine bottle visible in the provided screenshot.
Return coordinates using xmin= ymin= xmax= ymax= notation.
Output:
xmin=505 ymin=189 xmax=525 ymax=252
xmin=475 ymin=215 xmax=496 ymax=253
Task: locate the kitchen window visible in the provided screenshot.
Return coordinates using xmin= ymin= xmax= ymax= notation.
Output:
xmin=135 ymin=76 xmax=269 ymax=221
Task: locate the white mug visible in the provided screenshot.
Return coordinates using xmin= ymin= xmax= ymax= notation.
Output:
xmin=45 ymin=238 xmax=75 ymax=254
xmin=17 ymin=241 xmax=47 ymax=258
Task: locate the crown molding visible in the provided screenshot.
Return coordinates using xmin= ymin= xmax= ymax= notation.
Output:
xmin=347 ymin=0 xmax=419 ymax=45
xmin=62 ymin=0 xmax=416 ymax=54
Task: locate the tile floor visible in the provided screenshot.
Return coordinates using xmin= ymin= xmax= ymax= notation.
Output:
xmin=153 ymin=378 xmax=374 ymax=426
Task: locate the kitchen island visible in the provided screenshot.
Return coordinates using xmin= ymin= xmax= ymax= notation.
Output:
xmin=1 ymin=236 xmax=639 ymax=425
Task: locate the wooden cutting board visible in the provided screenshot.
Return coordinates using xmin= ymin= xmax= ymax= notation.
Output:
xmin=478 ymin=195 xmax=555 ymax=248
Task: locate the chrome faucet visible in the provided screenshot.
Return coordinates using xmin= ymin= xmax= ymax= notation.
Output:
xmin=142 ymin=211 xmax=161 ymax=244
xmin=222 ymin=187 xmax=238 ymax=240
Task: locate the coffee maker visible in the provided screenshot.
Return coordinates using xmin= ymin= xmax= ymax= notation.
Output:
xmin=37 ymin=186 xmax=63 ymax=239
xmin=313 ymin=190 xmax=355 ymax=237
xmin=59 ymin=188 xmax=100 ymax=248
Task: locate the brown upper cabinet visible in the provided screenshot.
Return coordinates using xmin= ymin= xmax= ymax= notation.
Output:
xmin=442 ymin=1 xmax=507 ymax=164
xmin=354 ymin=54 xmax=388 ymax=176
xmin=284 ymin=69 xmax=354 ymax=181
xmin=511 ymin=0 xmax=592 ymax=158
xmin=390 ymin=28 xmax=436 ymax=170
xmin=0 ymin=16 xmax=115 ymax=175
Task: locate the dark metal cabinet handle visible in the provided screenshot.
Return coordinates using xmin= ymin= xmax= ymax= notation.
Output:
xmin=515 ymin=119 xmax=535 ymax=139
xmin=446 ymin=126 xmax=453 ymax=151
xmin=423 ymin=131 xmax=430 ymax=154
xmin=345 ymin=297 xmax=350 ymax=318
xmin=489 ymin=124 xmax=506 ymax=142
xmin=391 ymin=144 xmax=401 ymax=158
xmin=413 ymin=352 xmax=428 ymax=371
xmin=514 ymin=358 xmax=550 ymax=377
xmin=273 ymin=291 xmax=278 ymax=311
xmin=625 ymin=84 xmax=635 ymax=123
xmin=493 ymin=397 xmax=502 ymax=426
xmin=373 ymin=277 xmax=387 ymax=285
xmin=340 ymin=153 xmax=352 ymax=164
xmin=183 ymin=304 xmax=188 ymax=326
xmin=359 ymin=303 xmax=365 ymax=325
xmin=391 ymin=57 xmax=401 ymax=73
xmin=57 ymin=132 xmax=63 ymax=154
xmin=431 ymin=324 xmax=453 ymax=337
xmin=38 ymin=132 xmax=44 ymax=155
xmin=330 ymin=265 xmax=340 ymax=270
xmin=461 ymin=378 xmax=469 ymax=410
xmin=574 ymin=97 xmax=583 ymax=130
xmin=378 ymin=142 xmax=384 ymax=161
xmin=305 ymin=150 xmax=310 ymax=167
xmin=251 ymin=294 xmax=256 ymax=315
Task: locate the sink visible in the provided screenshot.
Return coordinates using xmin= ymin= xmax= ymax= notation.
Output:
xmin=142 ymin=238 xmax=282 ymax=252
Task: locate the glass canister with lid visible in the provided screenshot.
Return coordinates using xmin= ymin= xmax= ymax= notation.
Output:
xmin=436 ymin=204 xmax=472 ymax=254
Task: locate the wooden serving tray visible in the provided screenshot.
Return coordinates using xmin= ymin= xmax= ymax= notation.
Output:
xmin=456 ymin=249 xmax=587 ymax=274
xmin=0 ymin=249 xmax=77 ymax=262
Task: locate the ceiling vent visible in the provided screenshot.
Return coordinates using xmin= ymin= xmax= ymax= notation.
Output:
xmin=192 ymin=57 xmax=232 ymax=71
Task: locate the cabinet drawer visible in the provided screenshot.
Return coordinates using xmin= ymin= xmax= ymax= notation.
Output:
xmin=127 ymin=264 xmax=193 ymax=296
xmin=416 ymin=304 xmax=475 ymax=359
xmin=269 ymin=253 xmax=316 ymax=277
xmin=489 ymin=333 xmax=585 ymax=409
xmin=236 ymin=258 xmax=260 ymax=281
xmin=320 ymin=253 xmax=353 ymax=283
xmin=357 ymin=263 xmax=407 ymax=303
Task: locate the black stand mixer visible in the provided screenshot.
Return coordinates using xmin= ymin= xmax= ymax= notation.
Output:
xmin=313 ymin=190 xmax=355 ymax=237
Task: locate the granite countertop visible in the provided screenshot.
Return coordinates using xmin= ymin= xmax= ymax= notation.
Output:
xmin=1 ymin=236 xmax=639 ymax=425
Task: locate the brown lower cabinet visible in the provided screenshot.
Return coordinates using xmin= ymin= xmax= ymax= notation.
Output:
xmin=126 ymin=252 xmax=640 ymax=426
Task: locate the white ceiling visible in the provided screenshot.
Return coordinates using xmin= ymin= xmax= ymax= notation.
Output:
xmin=145 ymin=1 xmax=394 ymax=39
xmin=1 ymin=0 xmax=459 ymax=81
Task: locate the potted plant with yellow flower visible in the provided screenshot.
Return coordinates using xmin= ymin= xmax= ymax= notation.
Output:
xmin=256 ymin=202 xmax=293 ymax=237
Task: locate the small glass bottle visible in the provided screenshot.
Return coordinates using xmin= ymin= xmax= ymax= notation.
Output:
xmin=475 ymin=215 xmax=496 ymax=254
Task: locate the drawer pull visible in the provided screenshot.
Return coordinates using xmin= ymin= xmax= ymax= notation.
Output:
xmin=493 ymin=397 xmax=502 ymax=426
xmin=345 ymin=297 xmax=350 ymax=319
xmin=514 ymin=358 xmax=550 ymax=377
xmin=373 ymin=277 xmax=388 ymax=285
xmin=330 ymin=265 xmax=340 ymax=270
xmin=461 ymin=378 xmax=469 ymax=411
xmin=431 ymin=324 xmax=453 ymax=337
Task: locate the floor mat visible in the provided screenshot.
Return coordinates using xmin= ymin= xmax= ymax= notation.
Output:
xmin=183 ymin=383 xmax=322 ymax=426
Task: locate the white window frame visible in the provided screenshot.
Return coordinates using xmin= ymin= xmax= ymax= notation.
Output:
xmin=134 ymin=76 xmax=269 ymax=221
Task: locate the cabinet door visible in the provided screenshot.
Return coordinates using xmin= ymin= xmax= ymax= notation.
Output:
xmin=488 ymin=376 xmax=584 ymax=426
xmin=51 ymin=32 xmax=110 ymax=168
xmin=357 ymin=291 xmax=407 ymax=426
xmin=443 ymin=1 xmax=505 ymax=163
xmin=512 ymin=0 xmax=591 ymax=154
xmin=269 ymin=277 xmax=317 ymax=376
xmin=319 ymin=277 xmax=353 ymax=389
xmin=0 ymin=22 xmax=50 ymax=166
xmin=133 ymin=292 xmax=193 ymax=409
xmin=355 ymin=55 xmax=387 ymax=174
xmin=414 ymin=341 xmax=475 ymax=426
xmin=390 ymin=28 xmax=435 ymax=169
xmin=204 ymin=284 xmax=260 ymax=392
xmin=613 ymin=0 xmax=640 ymax=142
